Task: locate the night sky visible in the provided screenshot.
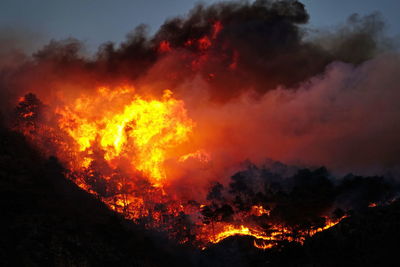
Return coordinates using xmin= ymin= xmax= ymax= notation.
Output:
xmin=1 ymin=0 xmax=399 ymax=53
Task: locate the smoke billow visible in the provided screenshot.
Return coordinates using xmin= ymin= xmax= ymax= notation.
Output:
xmin=0 ymin=0 xmax=399 ymax=183
xmin=2 ymin=0 xmax=400 ymax=253
xmin=182 ymin=53 xmax=400 ymax=180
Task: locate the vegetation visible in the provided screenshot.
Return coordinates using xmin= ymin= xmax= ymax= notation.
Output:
xmin=1 ymin=119 xmax=399 ymax=266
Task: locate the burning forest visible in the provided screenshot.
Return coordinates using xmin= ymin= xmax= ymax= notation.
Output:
xmin=1 ymin=0 xmax=400 ymax=266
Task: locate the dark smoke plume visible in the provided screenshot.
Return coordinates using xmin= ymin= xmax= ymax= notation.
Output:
xmin=0 ymin=1 xmax=391 ymax=105
xmin=0 ymin=0 xmax=398 ymax=177
xmin=1 ymin=2 xmax=400 ymax=263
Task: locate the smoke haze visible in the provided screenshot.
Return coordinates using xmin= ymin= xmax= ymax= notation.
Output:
xmin=0 ymin=0 xmax=399 ymax=180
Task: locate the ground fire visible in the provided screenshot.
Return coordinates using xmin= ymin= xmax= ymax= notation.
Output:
xmin=12 ymin=84 xmax=390 ymax=250
xmin=2 ymin=0 xmax=400 ymax=255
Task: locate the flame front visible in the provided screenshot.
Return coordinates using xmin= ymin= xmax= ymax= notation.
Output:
xmin=4 ymin=0 xmax=394 ymax=253
xmin=205 ymin=216 xmax=345 ymax=249
xmin=57 ymin=86 xmax=193 ymax=184
xmin=14 ymin=85 xmax=348 ymax=251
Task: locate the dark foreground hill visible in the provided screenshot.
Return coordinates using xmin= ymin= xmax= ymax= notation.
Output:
xmin=1 ymin=121 xmax=400 ymax=267
xmin=0 ymin=124 xmax=193 ymax=266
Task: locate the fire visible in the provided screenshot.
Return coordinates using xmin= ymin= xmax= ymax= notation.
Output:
xmin=250 ymin=205 xmax=270 ymax=216
xmin=211 ymin=225 xmax=276 ymax=244
xmin=212 ymin=21 xmax=223 ymax=39
xmin=198 ymin=36 xmax=212 ymax=51
xmin=56 ymin=86 xmax=194 ymax=184
xmin=22 ymin=111 xmax=34 ymax=118
xmin=253 ymin=241 xmax=277 ymax=250
xmin=13 ymin=85 xmax=350 ymax=251
xmin=179 ymin=149 xmax=210 ymax=163
xmin=5 ymin=0 xmax=396 ymax=255
xmin=158 ymin=40 xmax=171 ymax=53
xmin=13 ymin=84 xmax=351 ymax=251
xmin=204 ymin=216 xmax=345 ymax=249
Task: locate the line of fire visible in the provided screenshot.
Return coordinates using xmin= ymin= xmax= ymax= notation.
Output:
xmin=1 ymin=1 xmax=400 ymax=266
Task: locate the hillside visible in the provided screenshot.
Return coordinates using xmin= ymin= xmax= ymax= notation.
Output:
xmin=1 ymin=121 xmax=400 ymax=267
xmin=0 ymin=124 xmax=192 ymax=266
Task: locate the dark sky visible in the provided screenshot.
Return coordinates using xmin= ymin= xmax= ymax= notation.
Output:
xmin=1 ymin=0 xmax=399 ymax=53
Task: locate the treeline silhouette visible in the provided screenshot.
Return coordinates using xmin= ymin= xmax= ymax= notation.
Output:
xmin=200 ymin=163 xmax=397 ymax=239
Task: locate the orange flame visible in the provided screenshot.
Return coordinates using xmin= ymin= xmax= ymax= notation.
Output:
xmin=56 ymin=86 xmax=194 ymax=185
xmin=14 ymin=83 xmax=349 ymax=251
xmin=253 ymin=240 xmax=277 ymax=250
xmin=250 ymin=205 xmax=270 ymax=216
xmin=205 ymin=216 xmax=346 ymax=249
xmin=210 ymin=225 xmax=277 ymax=244
xmin=179 ymin=149 xmax=210 ymax=163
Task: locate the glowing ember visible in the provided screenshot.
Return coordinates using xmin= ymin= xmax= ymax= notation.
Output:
xmin=250 ymin=205 xmax=270 ymax=216
xmin=253 ymin=241 xmax=277 ymax=250
xmin=198 ymin=36 xmax=212 ymax=51
xmin=158 ymin=40 xmax=171 ymax=53
xmin=212 ymin=21 xmax=223 ymax=39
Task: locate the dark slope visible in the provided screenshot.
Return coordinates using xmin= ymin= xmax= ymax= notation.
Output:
xmin=0 ymin=124 xmax=192 ymax=267
xmin=299 ymin=202 xmax=400 ymax=267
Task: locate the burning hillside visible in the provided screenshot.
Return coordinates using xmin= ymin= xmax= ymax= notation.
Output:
xmin=1 ymin=0 xmax=400 ymax=255
xmin=10 ymin=85 xmax=398 ymax=249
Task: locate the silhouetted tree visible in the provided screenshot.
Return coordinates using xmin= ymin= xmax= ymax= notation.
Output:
xmin=14 ymin=93 xmax=44 ymax=133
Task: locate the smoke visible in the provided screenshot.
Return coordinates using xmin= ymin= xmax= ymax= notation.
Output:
xmin=179 ymin=53 xmax=400 ymax=180
xmin=0 ymin=26 xmax=44 ymax=68
xmin=2 ymin=1 xmax=400 ymax=251
xmin=0 ymin=0 xmax=399 ymax=181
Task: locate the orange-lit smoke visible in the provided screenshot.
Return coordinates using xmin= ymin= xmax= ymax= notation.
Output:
xmin=3 ymin=1 xmax=400 ymax=251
